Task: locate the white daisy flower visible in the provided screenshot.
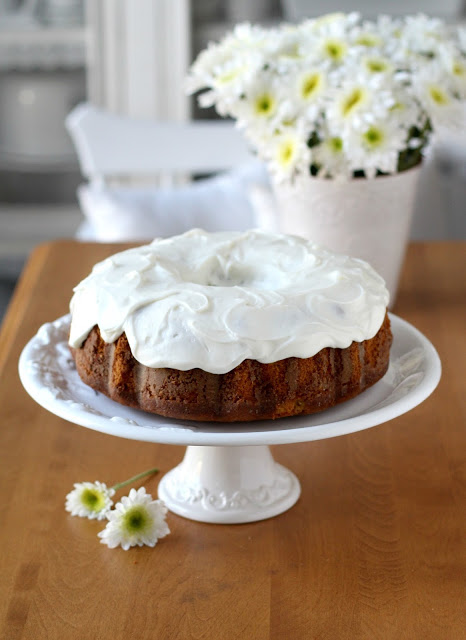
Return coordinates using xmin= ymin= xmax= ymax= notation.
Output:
xmin=269 ymin=131 xmax=311 ymax=182
xmin=451 ymin=59 xmax=466 ymax=98
xmin=319 ymin=37 xmax=348 ymax=64
xmin=98 ymin=488 xmax=170 ymax=551
xmin=327 ymin=72 xmax=397 ymax=134
xmin=65 ymin=481 xmax=115 ymax=520
xmin=327 ymin=81 xmax=378 ymax=132
xmin=234 ymin=74 xmax=284 ymax=128
xmin=267 ymin=27 xmax=304 ymax=68
xmin=388 ymin=93 xmax=426 ymax=132
xmin=413 ymin=68 xmax=461 ymax=127
xmin=298 ymin=13 xmax=355 ymax=64
xmin=347 ymin=120 xmax=408 ymax=178
xmin=213 ymin=60 xmax=249 ymax=90
xmin=451 ymin=57 xmax=466 ymax=79
xmin=425 ymin=84 xmax=452 ymax=108
xmin=331 ymin=83 xmax=370 ymax=120
xmin=312 ymin=12 xmax=347 ymax=28
xmin=231 ymin=22 xmax=271 ymax=50
xmin=296 ymin=69 xmax=326 ymax=104
xmin=311 ymin=11 xmax=359 ymax=39
xmin=65 ymin=466 xmax=159 ymax=521
xmin=250 ymin=90 xmax=277 ymax=119
xmin=401 ymin=14 xmax=447 ymax=56
xmin=353 ymin=31 xmax=383 ymax=49
xmin=313 ymin=134 xmax=350 ymax=179
xmin=435 ymin=44 xmax=466 ymax=99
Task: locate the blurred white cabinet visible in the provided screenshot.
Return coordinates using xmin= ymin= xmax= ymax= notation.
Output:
xmin=86 ymin=0 xmax=191 ymax=121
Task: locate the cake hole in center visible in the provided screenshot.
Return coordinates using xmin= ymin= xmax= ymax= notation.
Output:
xmin=189 ymin=264 xmax=284 ymax=290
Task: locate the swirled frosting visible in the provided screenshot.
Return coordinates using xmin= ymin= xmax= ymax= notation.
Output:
xmin=69 ymin=229 xmax=389 ymax=374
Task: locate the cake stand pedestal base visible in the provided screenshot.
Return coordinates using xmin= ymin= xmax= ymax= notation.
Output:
xmin=157 ymin=445 xmax=301 ymax=524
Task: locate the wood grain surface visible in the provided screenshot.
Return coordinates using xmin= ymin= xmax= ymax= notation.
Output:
xmin=0 ymin=241 xmax=464 ymax=640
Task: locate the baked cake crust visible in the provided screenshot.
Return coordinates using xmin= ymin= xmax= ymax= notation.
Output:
xmin=70 ymin=313 xmax=392 ymax=423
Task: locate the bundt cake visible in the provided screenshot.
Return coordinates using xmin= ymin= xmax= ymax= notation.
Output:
xmin=69 ymin=229 xmax=392 ymax=422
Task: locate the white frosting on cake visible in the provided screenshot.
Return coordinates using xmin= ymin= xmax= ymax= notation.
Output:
xmin=69 ymin=229 xmax=389 ymax=374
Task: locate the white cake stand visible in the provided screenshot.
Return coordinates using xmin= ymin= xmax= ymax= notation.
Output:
xmin=19 ymin=314 xmax=441 ymax=524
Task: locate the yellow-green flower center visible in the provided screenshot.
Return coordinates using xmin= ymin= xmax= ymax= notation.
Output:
xmin=341 ymin=87 xmax=366 ymax=117
xmin=366 ymin=58 xmax=390 ymax=73
xmin=123 ymin=506 xmax=150 ymax=534
xmin=329 ymin=137 xmax=343 ymax=153
xmin=254 ymin=93 xmax=276 ymax=117
xmin=217 ymin=68 xmax=242 ymax=85
xmin=452 ymin=61 xmax=466 ymax=77
xmin=81 ymin=488 xmax=106 ymax=512
xmin=277 ymin=139 xmax=297 ymax=167
xmin=300 ymin=72 xmax=323 ymax=100
xmin=428 ymin=85 xmax=450 ymax=106
xmin=363 ymin=126 xmax=385 ymax=149
xmin=323 ymin=39 xmax=346 ymax=62
xmin=356 ymin=34 xmax=380 ymax=47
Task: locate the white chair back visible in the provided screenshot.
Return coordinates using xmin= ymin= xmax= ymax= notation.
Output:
xmin=66 ymin=103 xmax=253 ymax=186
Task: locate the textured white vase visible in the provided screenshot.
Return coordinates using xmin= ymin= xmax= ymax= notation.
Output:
xmin=272 ymin=167 xmax=421 ymax=305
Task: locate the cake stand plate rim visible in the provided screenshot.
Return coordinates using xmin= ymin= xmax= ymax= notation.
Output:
xmin=18 ymin=313 xmax=441 ymax=446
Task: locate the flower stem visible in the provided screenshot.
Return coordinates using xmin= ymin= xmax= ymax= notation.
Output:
xmin=111 ymin=467 xmax=159 ymax=492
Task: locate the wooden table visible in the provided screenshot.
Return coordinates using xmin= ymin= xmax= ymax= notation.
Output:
xmin=0 ymin=241 xmax=464 ymax=640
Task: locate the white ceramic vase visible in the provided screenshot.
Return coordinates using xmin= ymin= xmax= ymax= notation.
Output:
xmin=272 ymin=167 xmax=421 ymax=305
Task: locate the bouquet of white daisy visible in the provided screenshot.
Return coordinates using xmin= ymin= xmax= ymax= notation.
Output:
xmin=187 ymin=13 xmax=466 ymax=182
